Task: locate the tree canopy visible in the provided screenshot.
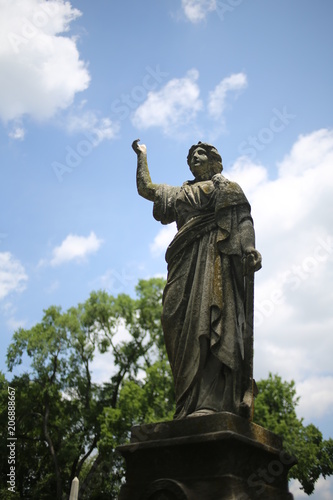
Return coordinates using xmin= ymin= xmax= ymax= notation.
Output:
xmin=254 ymin=374 xmax=333 ymax=495
xmin=0 ymin=278 xmax=332 ymax=498
xmin=1 ymin=278 xmax=174 ymax=499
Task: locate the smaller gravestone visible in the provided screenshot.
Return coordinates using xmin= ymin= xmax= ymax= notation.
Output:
xmin=69 ymin=477 xmax=79 ymax=500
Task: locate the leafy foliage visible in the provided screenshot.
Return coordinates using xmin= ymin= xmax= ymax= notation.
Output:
xmin=1 ymin=278 xmax=174 ymax=499
xmin=254 ymin=373 xmax=333 ymax=494
xmin=1 ymin=282 xmax=332 ymax=498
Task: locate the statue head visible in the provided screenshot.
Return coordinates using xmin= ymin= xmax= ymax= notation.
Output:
xmin=187 ymin=142 xmax=223 ymax=180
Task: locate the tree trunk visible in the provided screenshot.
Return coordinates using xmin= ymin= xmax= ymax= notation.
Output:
xmin=79 ymin=453 xmax=103 ymax=497
xmin=43 ymin=399 xmax=62 ymax=499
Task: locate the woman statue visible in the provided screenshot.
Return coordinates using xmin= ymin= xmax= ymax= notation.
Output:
xmin=132 ymin=139 xmax=262 ymax=420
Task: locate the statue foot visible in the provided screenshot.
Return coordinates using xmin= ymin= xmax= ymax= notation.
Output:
xmin=187 ymin=409 xmax=216 ymax=418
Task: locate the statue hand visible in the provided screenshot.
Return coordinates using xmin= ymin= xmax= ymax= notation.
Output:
xmin=132 ymin=139 xmax=147 ymax=155
xmin=243 ymin=248 xmax=262 ymax=274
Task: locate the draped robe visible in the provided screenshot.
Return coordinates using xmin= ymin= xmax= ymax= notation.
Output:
xmin=153 ymin=173 xmax=254 ymax=419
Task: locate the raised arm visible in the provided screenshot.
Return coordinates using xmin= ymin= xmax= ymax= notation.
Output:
xmin=132 ymin=139 xmax=159 ymax=202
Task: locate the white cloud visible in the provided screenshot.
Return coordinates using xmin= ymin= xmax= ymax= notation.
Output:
xmin=90 ymin=350 xmax=115 ymax=385
xmin=8 ymin=121 xmax=25 ymax=140
xmin=225 ymin=156 xmax=267 ymax=197
xmin=65 ymin=107 xmax=119 ymax=144
xmin=208 ymin=73 xmax=248 ymax=119
xmin=1 ymin=301 xmax=16 ymax=315
xmin=1 ymin=299 xmax=27 ymax=333
xmin=50 ymin=232 xmax=103 ymax=266
xmin=0 ymin=252 xmax=28 ymax=300
xmin=291 ymin=477 xmax=333 ymax=499
xmin=181 ymin=0 xmax=217 ymax=23
xmin=90 ymin=320 xmax=132 ymax=384
xmin=132 ymin=69 xmax=203 ymax=135
xmin=229 ymin=128 xmax=333 ymax=238
xmin=224 ymin=128 xmax=333 ymax=419
xmin=132 ymin=69 xmax=247 ymax=137
xmin=0 ymin=0 xmax=90 ymax=132
xmin=6 ymin=317 xmax=27 ymax=331
xmin=277 ymin=128 xmax=333 ymax=176
xmin=296 ymin=377 xmax=333 ymax=420
xmin=150 ymin=223 xmax=177 ymax=257
xmin=98 ymin=268 xmax=136 ymax=295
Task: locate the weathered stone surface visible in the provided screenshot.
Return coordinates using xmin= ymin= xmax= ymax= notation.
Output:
xmin=127 ymin=141 xmax=293 ymax=498
xmin=117 ymin=412 xmax=296 ymax=499
xmin=132 ymin=140 xmax=262 ymax=420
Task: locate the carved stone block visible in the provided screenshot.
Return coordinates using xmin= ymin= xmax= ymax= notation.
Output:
xmin=117 ymin=412 xmax=296 ymax=499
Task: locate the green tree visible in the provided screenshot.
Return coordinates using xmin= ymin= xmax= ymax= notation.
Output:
xmin=254 ymin=373 xmax=333 ymax=495
xmin=1 ymin=281 xmax=333 ymax=498
xmin=1 ymin=278 xmax=174 ymax=499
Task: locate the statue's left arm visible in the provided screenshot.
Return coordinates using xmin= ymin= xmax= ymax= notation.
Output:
xmin=239 ymin=218 xmax=262 ymax=274
xmin=213 ymin=176 xmax=262 ymax=273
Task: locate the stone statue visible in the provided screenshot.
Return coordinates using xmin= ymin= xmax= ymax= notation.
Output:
xmin=132 ymin=139 xmax=262 ymax=420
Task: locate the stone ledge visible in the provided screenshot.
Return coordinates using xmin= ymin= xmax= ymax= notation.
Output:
xmin=118 ymin=412 xmax=282 ymax=455
xmin=117 ymin=412 xmax=296 ymax=500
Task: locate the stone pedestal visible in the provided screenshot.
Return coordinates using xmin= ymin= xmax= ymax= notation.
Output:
xmin=117 ymin=412 xmax=296 ymax=500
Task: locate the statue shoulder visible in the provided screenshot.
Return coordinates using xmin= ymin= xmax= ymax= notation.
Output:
xmin=212 ymin=174 xmax=242 ymax=191
xmin=213 ymin=174 xmax=249 ymax=207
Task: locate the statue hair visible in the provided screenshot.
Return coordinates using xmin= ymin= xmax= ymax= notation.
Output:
xmin=187 ymin=142 xmax=223 ymax=174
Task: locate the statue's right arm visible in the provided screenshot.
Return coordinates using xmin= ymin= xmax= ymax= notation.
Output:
xmin=132 ymin=139 xmax=159 ymax=202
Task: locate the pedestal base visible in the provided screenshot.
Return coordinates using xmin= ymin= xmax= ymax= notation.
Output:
xmin=117 ymin=412 xmax=296 ymax=500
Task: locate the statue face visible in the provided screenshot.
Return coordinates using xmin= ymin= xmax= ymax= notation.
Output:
xmin=190 ymin=147 xmax=210 ymax=180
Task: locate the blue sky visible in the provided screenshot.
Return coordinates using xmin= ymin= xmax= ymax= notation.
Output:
xmin=1 ymin=1 xmax=333 ymax=496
